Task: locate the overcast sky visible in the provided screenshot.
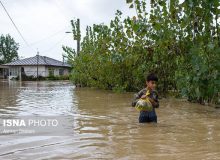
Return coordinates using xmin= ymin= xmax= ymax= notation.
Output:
xmin=0 ymin=0 xmax=143 ymax=60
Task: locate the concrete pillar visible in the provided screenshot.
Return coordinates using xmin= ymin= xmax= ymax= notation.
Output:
xmin=8 ymin=68 xmax=11 ymax=80
xmin=19 ymin=67 xmax=22 ymax=81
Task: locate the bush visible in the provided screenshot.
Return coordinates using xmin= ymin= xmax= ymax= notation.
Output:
xmin=46 ymin=75 xmax=69 ymax=80
xmin=64 ymin=0 xmax=220 ymax=104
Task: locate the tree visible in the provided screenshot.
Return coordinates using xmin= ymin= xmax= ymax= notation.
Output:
xmin=0 ymin=34 xmax=19 ymax=64
xmin=63 ymin=0 xmax=220 ymax=104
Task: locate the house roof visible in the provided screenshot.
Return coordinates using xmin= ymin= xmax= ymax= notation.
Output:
xmin=3 ymin=55 xmax=71 ymax=67
xmin=0 ymin=65 xmax=9 ymax=68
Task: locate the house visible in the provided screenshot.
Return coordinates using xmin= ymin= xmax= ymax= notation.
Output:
xmin=2 ymin=55 xmax=71 ymax=80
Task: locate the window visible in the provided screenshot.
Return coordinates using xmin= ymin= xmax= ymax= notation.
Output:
xmin=59 ymin=69 xmax=64 ymax=76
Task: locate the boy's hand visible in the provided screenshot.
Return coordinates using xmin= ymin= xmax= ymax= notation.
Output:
xmin=141 ymin=95 xmax=147 ymax=99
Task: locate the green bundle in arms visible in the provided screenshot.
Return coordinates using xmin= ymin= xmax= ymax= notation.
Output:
xmin=135 ymin=89 xmax=153 ymax=112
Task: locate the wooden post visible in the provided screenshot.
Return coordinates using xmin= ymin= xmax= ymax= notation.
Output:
xmin=37 ymin=51 xmax=39 ymax=80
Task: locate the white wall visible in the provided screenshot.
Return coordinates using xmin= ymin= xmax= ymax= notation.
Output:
xmin=63 ymin=68 xmax=69 ymax=75
xmin=54 ymin=68 xmax=60 ymax=76
xmin=9 ymin=66 xmax=20 ymax=76
xmin=23 ymin=66 xmax=46 ymax=77
xmin=45 ymin=66 xmax=70 ymax=77
xmin=8 ymin=66 xmax=69 ymax=78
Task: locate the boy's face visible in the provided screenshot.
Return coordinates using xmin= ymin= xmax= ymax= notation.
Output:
xmin=146 ymin=80 xmax=157 ymax=90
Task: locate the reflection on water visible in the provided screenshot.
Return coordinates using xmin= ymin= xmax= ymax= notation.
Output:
xmin=0 ymin=80 xmax=220 ymax=160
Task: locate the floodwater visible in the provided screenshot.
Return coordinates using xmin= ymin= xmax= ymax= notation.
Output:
xmin=0 ymin=80 xmax=220 ymax=160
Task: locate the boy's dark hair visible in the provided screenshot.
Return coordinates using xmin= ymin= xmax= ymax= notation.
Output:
xmin=146 ymin=73 xmax=158 ymax=82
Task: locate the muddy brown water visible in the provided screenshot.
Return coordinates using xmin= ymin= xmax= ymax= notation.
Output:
xmin=0 ymin=80 xmax=219 ymax=160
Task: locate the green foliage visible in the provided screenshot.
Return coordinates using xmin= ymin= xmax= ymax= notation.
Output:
xmin=46 ymin=75 xmax=69 ymax=81
xmin=70 ymin=19 xmax=81 ymax=41
xmin=0 ymin=34 xmax=19 ymax=64
xmin=63 ymin=0 xmax=220 ymax=104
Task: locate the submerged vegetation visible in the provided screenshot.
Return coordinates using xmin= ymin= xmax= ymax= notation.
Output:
xmin=63 ymin=0 xmax=220 ymax=105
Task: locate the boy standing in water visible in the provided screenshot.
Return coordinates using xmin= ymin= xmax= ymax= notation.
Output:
xmin=132 ymin=73 xmax=159 ymax=123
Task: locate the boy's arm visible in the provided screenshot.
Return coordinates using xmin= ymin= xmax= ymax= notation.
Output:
xmin=131 ymin=89 xmax=145 ymax=107
xmin=148 ymin=90 xmax=159 ymax=108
